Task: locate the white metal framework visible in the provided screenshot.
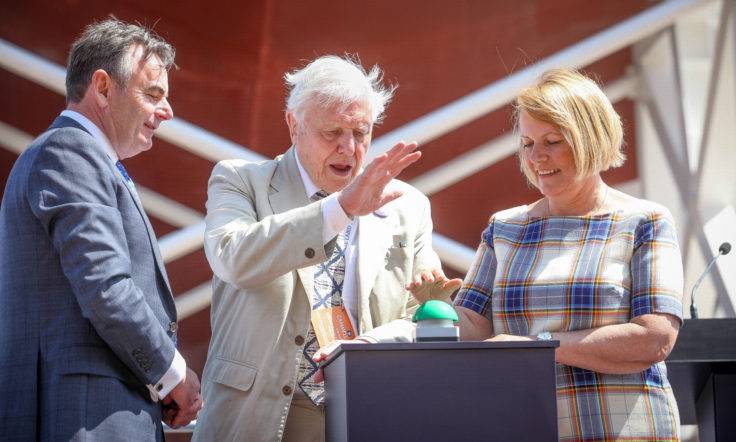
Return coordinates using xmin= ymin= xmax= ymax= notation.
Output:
xmin=0 ymin=0 xmax=733 ymax=322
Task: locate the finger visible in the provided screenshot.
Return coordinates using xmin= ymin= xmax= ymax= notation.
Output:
xmin=172 ymin=411 xmax=189 ymax=428
xmin=167 ymin=409 xmax=183 ymax=428
xmin=162 ymin=409 xmax=176 ymax=426
xmin=384 ymin=140 xmax=408 ymax=162
xmin=391 ymin=140 xmax=417 ymax=157
xmin=374 ymin=142 xmax=417 ymax=176
xmin=387 ymin=142 xmax=419 ymax=168
xmin=314 ymin=341 xmax=341 ymax=362
xmin=386 ymin=141 xmax=418 ymax=164
xmin=313 ymin=348 xmax=327 ymax=362
xmin=420 ymin=270 xmax=435 ymax=282
xmin=164 ymin=408 xmax=178 ymax=419
xmin=314 ymin=369 xmax=324 ymax=383
xmin=364 ymin=152 xmax=389 ymax=173
xmin=187 ymin=397 xmax=203 ymax=417
xmin=388 ymin=151 xmax=422 ymax=177
xmin=444 ymin=278 xmax=463 ymax=291
xmin=432 ymin=272 xmax=450 ymax=288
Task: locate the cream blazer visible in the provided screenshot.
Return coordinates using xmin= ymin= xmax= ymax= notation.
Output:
xmin=192 ymin=148 xmax=440 ymax=441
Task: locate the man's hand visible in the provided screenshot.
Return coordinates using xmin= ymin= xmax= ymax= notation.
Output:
xmin=312 ymin=338 xmax=370 ymax=383
xmin=338 ymin=141 xmax=421 ymax=217
xmin=162 ymin=367 xmax=203 ymax=428
xmin=406 ymin=269 xmax=463 ymax=304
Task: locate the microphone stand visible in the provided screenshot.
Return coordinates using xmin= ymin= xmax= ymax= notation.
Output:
xmin=690 ymin=242 xmax=732 ymax=319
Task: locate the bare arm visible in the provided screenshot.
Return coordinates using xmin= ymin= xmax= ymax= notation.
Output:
xmin=489 ymin=313 xmax=680 ymax=374
xmin=550 ymin=313 xmax=680 ymax=373
xmin=457 ymin=306 xmax=493 ymax=341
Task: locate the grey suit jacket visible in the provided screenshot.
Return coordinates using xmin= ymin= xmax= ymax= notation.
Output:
xmin=0 ymin=116 xmax=178 ymax=441
xmin=192 ymin=148 xmax=440 ymax=441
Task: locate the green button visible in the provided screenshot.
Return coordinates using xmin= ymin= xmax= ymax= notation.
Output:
xmin=412 ymin=300 xmax=459 ymax=322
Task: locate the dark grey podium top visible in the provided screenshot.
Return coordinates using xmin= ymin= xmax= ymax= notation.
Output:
xmin=666 ymin=318 xmax=736 ymax=363
xmin=322 ymin=340 xmax=560 ymax=368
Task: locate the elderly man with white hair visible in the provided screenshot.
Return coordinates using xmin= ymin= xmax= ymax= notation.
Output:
xmin=192 ymin=55 xmax=444 ymax=441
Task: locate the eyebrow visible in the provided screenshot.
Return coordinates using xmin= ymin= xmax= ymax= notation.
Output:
xmin=145 ymin=85 xmax=168 ymax=98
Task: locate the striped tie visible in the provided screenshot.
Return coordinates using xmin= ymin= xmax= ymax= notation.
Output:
xmin=296 ymin=190 xmax=351 ymax=405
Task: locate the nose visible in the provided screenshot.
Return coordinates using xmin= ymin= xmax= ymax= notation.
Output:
xmin=336 ymin=132 xmax=356 ymax=156
xmin=528 ymin=143 xmax=546 ymax=163
xmin=156 ymin=97 xmax=174 ymax=121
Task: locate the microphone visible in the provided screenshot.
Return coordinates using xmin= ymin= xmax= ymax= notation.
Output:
xmin=690 ymin=242 xmax=731 ymax=319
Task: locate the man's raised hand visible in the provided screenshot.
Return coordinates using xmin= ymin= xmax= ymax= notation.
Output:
xmin=338 ymin=141 xmax=420 ymax=217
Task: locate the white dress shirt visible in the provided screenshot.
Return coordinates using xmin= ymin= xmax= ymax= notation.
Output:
xmin=60 ymin=110 xmax=186 ymax=401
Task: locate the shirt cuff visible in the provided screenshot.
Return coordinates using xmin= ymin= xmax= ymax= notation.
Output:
xmin=146 ymin=349 xmax=186 ymax=402
xmin=321 ymin=193 xmax=351 ymax=244
xmin=359 ymin=319 xmax=416 ymax=343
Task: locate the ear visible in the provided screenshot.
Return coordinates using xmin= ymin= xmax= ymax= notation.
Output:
xmin=90 ymin=69 xmax=113 ymax=108
xmin=285 ymin=111 xmax=298 ymax=144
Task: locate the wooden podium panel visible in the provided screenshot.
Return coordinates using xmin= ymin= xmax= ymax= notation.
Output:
xmin=322 ymin=341 xmax=558 ymax=442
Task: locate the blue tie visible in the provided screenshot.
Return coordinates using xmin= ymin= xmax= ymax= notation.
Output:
xmin=115 ymin=161 xmax=132 ymax=182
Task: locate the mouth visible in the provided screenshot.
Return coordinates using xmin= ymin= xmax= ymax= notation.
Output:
xmin=329 ymin=164 xmax=353 ymax=176
xmin=536 ymin=168 xmax=560 ymax=177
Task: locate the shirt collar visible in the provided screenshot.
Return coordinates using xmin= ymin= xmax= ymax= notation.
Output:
xmin=294 ymin=147 xmax=321 ymax=199
xmin=60 ymin=109 xmax=118 ymax=162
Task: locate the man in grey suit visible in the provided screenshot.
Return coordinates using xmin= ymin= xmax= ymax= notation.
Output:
xmin=193 ymin=55 xmax=445 ymax=441
xmin=0 ymin=19 xmax=202 ymax=441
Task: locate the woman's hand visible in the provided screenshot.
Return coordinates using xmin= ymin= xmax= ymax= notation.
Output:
xmin=485 ymin=334 xmax=533 ymax=342
xmin=406 ymin=269 xmax=463 ymax=304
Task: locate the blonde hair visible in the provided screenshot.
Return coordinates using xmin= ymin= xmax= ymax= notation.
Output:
xmin=514 ymin=68 xmax=625 ymax=187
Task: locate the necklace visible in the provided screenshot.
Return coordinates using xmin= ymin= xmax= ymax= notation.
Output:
xmin=546 ymin=185 xmax=609 ymax=216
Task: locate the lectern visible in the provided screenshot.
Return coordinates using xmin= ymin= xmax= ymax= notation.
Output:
xmin=322 ymin=341 xmax=559 ymax=442
xmin=666 ymin=318 xmax=736 ymax=442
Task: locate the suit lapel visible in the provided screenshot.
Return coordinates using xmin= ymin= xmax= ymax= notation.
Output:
xmin=356 ymin=209 xmax=395 ymax=331
xmin=268 ymin=147 xmax=316 ymax=303
xmin=53 ymin=116 xmax=175 ymax=312
xmin=120 ymin=179 xmax=175 ymax=299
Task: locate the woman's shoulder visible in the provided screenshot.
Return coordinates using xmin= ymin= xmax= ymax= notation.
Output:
xmin=609 ymin=189 xmax=674 ymax=221
xmin=490 ymin=204 xmax=532 ymax=223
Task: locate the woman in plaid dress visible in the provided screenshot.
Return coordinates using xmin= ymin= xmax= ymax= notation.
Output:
xmin=411 ymin=69 xmax=683 ymax=441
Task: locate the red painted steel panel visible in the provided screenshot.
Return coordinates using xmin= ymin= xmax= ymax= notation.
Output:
xmin=0 ymin=0 xmax=656 ymax=380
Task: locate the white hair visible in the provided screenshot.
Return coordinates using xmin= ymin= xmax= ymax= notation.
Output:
xmin=284 ymin=55 xmax=395 ymax=124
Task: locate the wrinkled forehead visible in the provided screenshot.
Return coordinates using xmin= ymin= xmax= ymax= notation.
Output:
xmin=308 ymin=98 xmax=372 ymax=127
